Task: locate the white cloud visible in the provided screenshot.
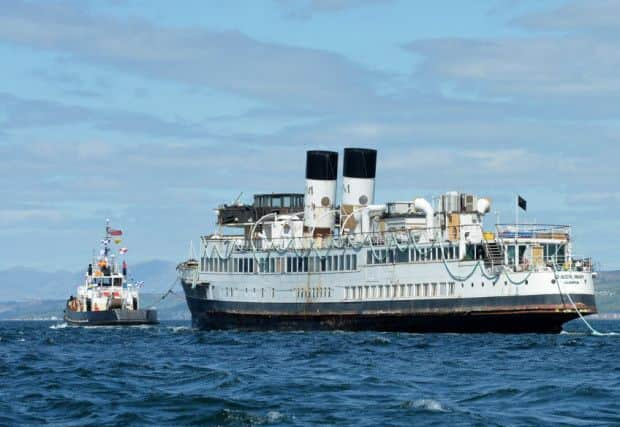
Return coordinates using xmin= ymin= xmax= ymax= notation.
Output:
xmin=0 ymin=1 xmax=385 ymax=111
xmin=276 ymin=0 xmax=392 ymax=19
xmin=0 ymin=208 xmax=62 ymax=226
xmin=516 ymin=0 xmax=620 ymax=32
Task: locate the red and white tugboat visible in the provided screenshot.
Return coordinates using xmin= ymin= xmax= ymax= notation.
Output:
xmin=64 ymin=220 xmax=158 ymax=326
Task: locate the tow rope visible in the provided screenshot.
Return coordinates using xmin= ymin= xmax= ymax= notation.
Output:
xmin=552 ymin=266 xmax=612 ymax=336
xmin=148 ymin=278 xmax=180 ymax=308
xmin=561 ymin=288 xmax=602 ymax=336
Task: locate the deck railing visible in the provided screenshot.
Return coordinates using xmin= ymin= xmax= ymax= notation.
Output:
xmin=495 ymin=224 xmax=571 ymax=241
xmin=202 ymin=227 xmax=447 ymax=254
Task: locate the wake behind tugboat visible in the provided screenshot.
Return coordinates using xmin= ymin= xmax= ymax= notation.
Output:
xmin=63 ymin=220 xmax=158 ymax=326
xmin=178 ymin=148 xmax=597 ymax=332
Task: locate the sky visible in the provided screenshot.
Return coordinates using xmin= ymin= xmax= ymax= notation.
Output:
xmin=1 ymin=0 xmax=619 ymax=270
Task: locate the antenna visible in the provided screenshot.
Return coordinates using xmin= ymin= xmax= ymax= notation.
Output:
xmin=189 ymin=240 xmax=197 ymax=260
xmin=232 ymin=191 xmax=243 ymax=206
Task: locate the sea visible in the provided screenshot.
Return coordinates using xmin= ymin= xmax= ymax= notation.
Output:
xmin=1 ymin=320 xmax=619 ymax=426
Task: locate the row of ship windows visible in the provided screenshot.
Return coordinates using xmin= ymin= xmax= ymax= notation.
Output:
xmin=367 ymin=246 xmax=460 ymax=265
xmin=223 ymin=287 xmax=276 ymax=298
xmin=296 ymin=288 xmax=332 ymax=299
xmin=345 ymin=282 xmax=456 ymax=300
xmin=202 ymin=244 xmax=459 ymax=274
xmin=219 ymin=287 xmax=334 ymax=299
xmin=202 ymin=254 xmax=358 ymax=274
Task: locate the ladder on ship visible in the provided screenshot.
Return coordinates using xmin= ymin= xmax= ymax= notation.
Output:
xmin=483 ymin=240 xmax=504 ymax=270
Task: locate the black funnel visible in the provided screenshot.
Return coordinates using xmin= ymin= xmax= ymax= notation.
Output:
xmin=343 ymin=148 xmax=377 ymax=179
xmin=306 ymin=150 xmax=338 ymax=180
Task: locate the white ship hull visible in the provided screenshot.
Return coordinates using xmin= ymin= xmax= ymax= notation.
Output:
xmin=179 ymin=254 xmax=596 ymax=333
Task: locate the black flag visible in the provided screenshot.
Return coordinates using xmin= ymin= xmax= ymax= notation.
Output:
xmin=518 ymin=196 xmax=527 ymax=211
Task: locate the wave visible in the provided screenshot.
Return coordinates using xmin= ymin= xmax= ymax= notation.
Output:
xmin=169 ymin=325 xmax=192 ymax=333
xmin=401 ymin=399 xmax=447 ymax=412
xmin=49 ymin=322 xmax=68 ymax=330
xmin=2 ymin=320 xmax=620 ymax=426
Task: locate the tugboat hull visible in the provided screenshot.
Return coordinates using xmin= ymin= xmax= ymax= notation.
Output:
xmin=64 ymin=309 xmax=158 ymax=326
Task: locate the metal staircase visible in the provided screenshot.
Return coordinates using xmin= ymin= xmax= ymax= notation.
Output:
xmin=483 ymin=240 xmax=504 ymax=270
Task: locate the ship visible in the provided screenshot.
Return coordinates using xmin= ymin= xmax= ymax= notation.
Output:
xmin=177 ymin=148 xmax=596 ymax=333
xmin=64 ymin=221 xmax=158 ymax=326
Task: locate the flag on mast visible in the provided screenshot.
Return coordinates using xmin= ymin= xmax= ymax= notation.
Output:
xmin=518 ymin=196 xmax=527 ymax=211
xmin=109 ymin=229 xmax=123 ymax=236
xmin=119 ymin=247 xmax=128 ymax=255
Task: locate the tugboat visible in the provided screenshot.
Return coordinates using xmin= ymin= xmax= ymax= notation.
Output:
xmin=64 ymin=220 xmax=158 ymax=326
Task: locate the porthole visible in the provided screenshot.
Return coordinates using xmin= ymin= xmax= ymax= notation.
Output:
xmin=321 ymin=196 xmax=331 ymax=207
xmin=471 ymin=283 xmax=474 ymax=287
xmin=461 ymin=283 xmax=464 ymax=288
xmin=525 ymin=280 xmax=529 ymax=285
xmin=504 ymin=281 xmax=508 ymax=286
xmin=551 ymin=279 xmax=556 ymax=284
xmin=481 ymin=283 xmax=484 ymax=287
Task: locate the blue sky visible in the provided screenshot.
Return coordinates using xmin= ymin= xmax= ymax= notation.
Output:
xmin=1 ymin=0 xmax=619 ymax=270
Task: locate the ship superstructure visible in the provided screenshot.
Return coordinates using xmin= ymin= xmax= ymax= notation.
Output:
xmin=178 ymin=148 xmax=596 ymax=332
xmin=64 ymin=221 xmax=158 ymax=326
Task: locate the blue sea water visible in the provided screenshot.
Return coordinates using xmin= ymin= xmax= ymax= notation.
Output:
xmin=1 ymin=320 xmax=619 ymax=426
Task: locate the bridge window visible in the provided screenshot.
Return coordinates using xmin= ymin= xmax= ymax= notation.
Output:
xmin=544 ymin=244 xmax=566 ymax=265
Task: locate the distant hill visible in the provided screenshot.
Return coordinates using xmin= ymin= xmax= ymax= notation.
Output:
xmin=597 ymin=270 xmax=620 ymax=284
xmin=594 ymin=271 xmax=620 ymax=314
xmin=0 ymin=260 xmax=177 ymax=301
